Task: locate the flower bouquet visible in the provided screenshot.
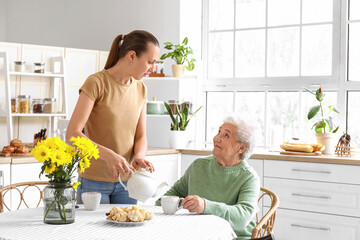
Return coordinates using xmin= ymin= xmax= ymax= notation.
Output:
xmin=30 ymin=136 xmax=99 ymax=224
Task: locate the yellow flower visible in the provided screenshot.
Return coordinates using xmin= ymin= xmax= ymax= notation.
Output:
xmin=70 ymin=137 xmax=99 ymax=160
xmin=52 ymin=149 xmax=72 ymax=166
xmin=44 ymin=163 xmax=56 ymax=174
xmin=72 ymin=182 xmax=81 ymax=189
xmin=30 ymin=144 xmax=53 ymax=163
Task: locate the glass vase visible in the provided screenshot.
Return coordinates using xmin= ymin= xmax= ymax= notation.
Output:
xmin=43 ymin=181 xmax=75 ymax=224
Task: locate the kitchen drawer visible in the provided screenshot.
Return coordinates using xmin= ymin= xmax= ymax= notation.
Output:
xmin=267 ymin=207 xmax=360 ymax=240
xmin=264 ymin=177 xmax=360 ymax=218
xmin=264 ymin=160 xmax=360 ymax=184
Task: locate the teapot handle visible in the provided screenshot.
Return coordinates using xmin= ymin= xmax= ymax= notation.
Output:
xmin=118 ymin=170 xmax=133 ymax=191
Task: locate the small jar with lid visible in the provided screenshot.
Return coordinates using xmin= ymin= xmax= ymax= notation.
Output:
xmin=34 ymin=62 xmax=45 ymax=73
xmin=44 ymin=98 xmax=57 ymax=113
xmin=11 ymin=98 xmax=20 ymax=113
xmin=32 ymin=99 xmax=45 ymax=113
xmin=18 ymin=95 xmax=31 ymax=113
xmin=167 ymin=100 xmax=179 ymax=114
xmin=14 ymin=61 xmax=26 ymax=72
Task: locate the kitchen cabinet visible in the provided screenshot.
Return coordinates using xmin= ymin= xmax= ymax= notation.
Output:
xmin=0 ymin=50 xmax=67 ymax=143
xmin=143 ymin=77 xmax=199 ymax=148
xmin=263 ymin=160 xmax=360 ymax=240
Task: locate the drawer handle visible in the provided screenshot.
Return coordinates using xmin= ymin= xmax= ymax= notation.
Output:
xmin=291 ymin=224 xmax=330 ymax=232
xmin=291 ymin=193 xmax=331 ymax=200
xmin=291 ymin=169 xmax=331 ymax=174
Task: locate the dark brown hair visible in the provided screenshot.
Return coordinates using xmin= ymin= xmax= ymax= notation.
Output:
xmin=104 ymin=30 xmax=159 ymax=69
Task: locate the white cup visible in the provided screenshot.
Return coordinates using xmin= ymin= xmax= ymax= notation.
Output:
xmin=161 ymin=196 xmax=184 ymax=215
xmin=81 ymin=192 xmax=101 ymax=211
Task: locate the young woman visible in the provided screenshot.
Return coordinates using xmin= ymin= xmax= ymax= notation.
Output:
xmin=66 ymin=30 xmax=160 ymax=204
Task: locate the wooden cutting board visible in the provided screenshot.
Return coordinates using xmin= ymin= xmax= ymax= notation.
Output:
xmin=0 ymin=152 xmax=31 ymax=157
xmin=280 ymin=151 xmax=322 ymax=156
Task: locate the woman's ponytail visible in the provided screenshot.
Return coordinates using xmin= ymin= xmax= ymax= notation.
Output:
xmin=104 ymin=34 xmax=124 ymax=69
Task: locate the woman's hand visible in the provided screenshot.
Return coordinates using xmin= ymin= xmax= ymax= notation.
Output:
xmin=132 ymin=158 xmax=155 ymax=173
xmin=181 ymin=195 xmax=205 ymax=213
xmin=106 ymin=153 xmax=133 ymax=178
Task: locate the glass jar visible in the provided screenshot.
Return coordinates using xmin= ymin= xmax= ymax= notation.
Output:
xmin=11 ymin=98 xmax=20 ymax=113
xmin=18 ymin=95 xmax=31 ymax=113
xmin=167 ymin=100 xmax=179 ymax=114
xmin=44 ymin=98 xmax=57 ymax=113
xmin=43 ymin=181 xmax=75 ymax=224
xmin=34 ymin=62 xmax=45 ymax=73
xmin=32 ymin=99 xmax=45 ymax=113
xmin=181 ymin=99 xmax=193 ymax=114
xmin=14 ymin=61 xmax=26 ymax=72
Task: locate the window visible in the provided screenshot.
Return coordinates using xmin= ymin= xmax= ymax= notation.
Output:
xmin=207 ymin=0 xmax=334 ymax=80
xmin=203 ymin=0 xmax=360 ymax=150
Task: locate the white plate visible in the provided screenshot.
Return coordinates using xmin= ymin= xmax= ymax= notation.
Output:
xmin=105 ymin=218 xmax=150 ymax=226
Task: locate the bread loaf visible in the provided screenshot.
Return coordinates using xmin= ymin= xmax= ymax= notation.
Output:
xmin=281 ymin=142 xmax=325 ymax=152
xmin=280 ymin=143 xmax=314 ymax=153
xmin=310 ymin=144 xmax=325 ymax=152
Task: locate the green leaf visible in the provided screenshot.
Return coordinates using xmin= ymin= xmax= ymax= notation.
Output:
xmin=182 ymin=37 xmax=188 ymax=45
xmin=332 ymin=126 xmax=339 ymax=133
xmin=160 ymin=53 xmax=168 ymax=60
xmin=307 ymin=105 xmax=321 ymax=120
xmin=328 ymin=106 xmax=340 ymax=113
xmin=184 ymin=106 xmax=203 ymax=129
xmin=303 ymin=87 xmax=316 ymax=96
xmin=314 ymin=121 xmax=326 ymax=133
xmin=164 ymin=102 xmax=176 ymax=125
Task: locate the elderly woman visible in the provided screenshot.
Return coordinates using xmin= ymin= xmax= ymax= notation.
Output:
xmin=156 ymin=116 xmax=260 ymax=239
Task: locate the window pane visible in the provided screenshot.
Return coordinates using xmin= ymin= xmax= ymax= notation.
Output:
xmin=301 ymin=91 xmax=338 ymax=143
xmin=209 ymin=0 xmax=234 ymax=30
xmin=301 ymin=25 xmax=332 ymax=76
xmin=208 ymin=32 xmax=234 ymax=78
xmin=235 ymin=92 xmax=265 ymax=146
xmin=348 ymin=23 xmax=360 ymax=81
xmin=348 ymin=92 xmax=360 ymax=148
xmin=349 ymin=0 xmax=360 ymax=20
xmin=235 ymin=30 xmax=265 ymax=77
xmin=268 ymin=0 xmax=300 ymax=26
xmin=268 ymin=92 xmax=300 ymax=143
xmin=236 ymin=0 xmax=266 ymax=28
xmin=206 ymin=92 xmax=234 ymax=143
xmin=267 ymin=27 xmax=300 ymax=76
xmin=302 ymin=0 xmax=333 ymax=23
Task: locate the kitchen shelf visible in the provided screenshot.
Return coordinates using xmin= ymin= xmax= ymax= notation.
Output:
xmin=9 ymin=71 xmax=65 ymax=78
xmin=0 ymin=52 xmax=68 ymax=142
xmin=10 ymin=113 xmax=67 ymax=117
xmin=146 ymin=114 xmax=169 ymax=117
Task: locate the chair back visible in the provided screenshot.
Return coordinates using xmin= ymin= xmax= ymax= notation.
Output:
xmin=251 ymin=187 xmax=279 ymax=238
xmin=0 ymin=181 xmax=49 ymax=213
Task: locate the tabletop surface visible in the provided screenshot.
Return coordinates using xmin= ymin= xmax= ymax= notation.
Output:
xmin=0 ymin=204 xmax=237 ymax=240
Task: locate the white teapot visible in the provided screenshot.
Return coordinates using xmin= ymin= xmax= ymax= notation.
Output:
xmin=118 ymin=168 xmax=168 ymax=202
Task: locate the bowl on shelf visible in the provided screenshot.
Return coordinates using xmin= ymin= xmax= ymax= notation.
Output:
xmin=147 ymin=101 xmax=164 ymax=115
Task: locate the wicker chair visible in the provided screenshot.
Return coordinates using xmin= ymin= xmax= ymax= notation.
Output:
xmin=0 ymin=181 xmax=49 ymax=213
xmin=251 ymin=187 xmax=279 ymax=239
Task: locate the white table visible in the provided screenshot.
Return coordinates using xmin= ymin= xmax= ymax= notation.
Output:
xmin=0 ymin=204 xmax=237 ymax=240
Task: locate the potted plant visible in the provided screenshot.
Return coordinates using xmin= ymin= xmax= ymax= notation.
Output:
xmin=164 ymin=102 xmax=202 ymax=148
xmin=304 ymin=86 xmax=340 ymax=154
xmin=160 ymin=37 xmax=196 ymax=77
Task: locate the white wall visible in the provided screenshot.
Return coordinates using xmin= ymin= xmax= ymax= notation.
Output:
xmin=0 ymin=0 xmax=6 ymax=41
xmin=4 ymin=0 xmax=180 ymax=49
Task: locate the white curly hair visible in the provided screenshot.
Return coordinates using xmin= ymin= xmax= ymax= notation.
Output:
xmin=223 ymin=115 xmax=256 ymax=160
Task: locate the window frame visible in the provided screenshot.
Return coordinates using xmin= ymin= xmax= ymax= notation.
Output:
xmin=201 ymin=0 xmax=360 ymax=148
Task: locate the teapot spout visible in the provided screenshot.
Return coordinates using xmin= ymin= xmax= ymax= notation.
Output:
xmin=152 ymin=181 xmax=168 ymax=199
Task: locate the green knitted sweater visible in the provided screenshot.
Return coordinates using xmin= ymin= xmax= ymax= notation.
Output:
xmin=156 ymin=155 xmax=260 ymax=239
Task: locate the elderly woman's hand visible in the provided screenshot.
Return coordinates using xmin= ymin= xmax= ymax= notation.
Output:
xmin=181 ymin=195 xmax=205 ymax=213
